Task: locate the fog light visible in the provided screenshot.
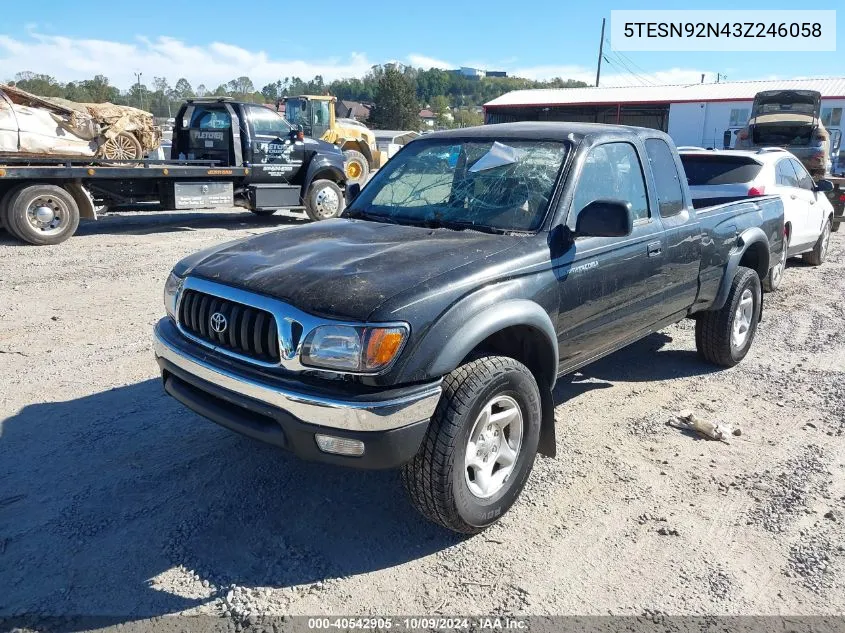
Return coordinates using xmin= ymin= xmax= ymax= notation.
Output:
xmin=315 ymin=434 xmax=365 ymax=456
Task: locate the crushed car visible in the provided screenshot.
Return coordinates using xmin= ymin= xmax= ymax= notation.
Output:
xmin=0 ymin=83 xmax=160 ymax=160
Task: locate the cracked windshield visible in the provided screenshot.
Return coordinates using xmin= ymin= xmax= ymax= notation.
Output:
xmin=348 ymin=139 xmax=568 ymax=232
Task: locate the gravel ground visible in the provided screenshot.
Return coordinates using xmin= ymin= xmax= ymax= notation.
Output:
xmin=1 ymin=209 xmax=844 ymax=625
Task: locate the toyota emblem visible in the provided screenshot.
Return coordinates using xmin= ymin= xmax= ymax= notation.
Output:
xmin=201 ymin=184 xmax=209 ymax=194
xmin=209 ymin=312 xmax=228 ymax=333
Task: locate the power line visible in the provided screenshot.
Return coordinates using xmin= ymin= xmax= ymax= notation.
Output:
xmin=602 ymin=55 xmax=654 ymax=87
xmin=602 ymin=38 xmax=656 ymax=86
xmin=607 ymin=41 xmax=655 ymax=79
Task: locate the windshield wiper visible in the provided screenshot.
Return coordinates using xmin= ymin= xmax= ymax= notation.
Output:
xmin=346 ymin=209 xmax=402 ymax=224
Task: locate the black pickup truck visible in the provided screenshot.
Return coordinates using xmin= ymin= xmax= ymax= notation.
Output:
xmin=153 ymin=122 xmax=784 ymax=534
xmin=0 ymin=96 xmax=346 ymax=245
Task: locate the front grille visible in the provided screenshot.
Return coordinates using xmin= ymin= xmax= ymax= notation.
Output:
xmin=178 ymin=289 xmax=280 ymax=363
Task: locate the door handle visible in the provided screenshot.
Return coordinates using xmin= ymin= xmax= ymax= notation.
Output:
xmin=647 ymin=241 xmax=662 ymax=257
xmin=790 ymin=194 xmax=798 ymax=200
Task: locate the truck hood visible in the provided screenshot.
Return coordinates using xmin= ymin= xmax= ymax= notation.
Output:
xmin=181 ymin=218 xmax=517 ymax=321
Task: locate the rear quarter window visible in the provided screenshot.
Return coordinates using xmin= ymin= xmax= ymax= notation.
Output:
xmin=645 ymin=139 xmax=685 ymax=216
xmin=680 ymin=155 xmax=763 ymax=185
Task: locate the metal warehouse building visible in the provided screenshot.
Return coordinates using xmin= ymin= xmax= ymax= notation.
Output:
xmin=484 ymin=77 xmax=845 ymax=149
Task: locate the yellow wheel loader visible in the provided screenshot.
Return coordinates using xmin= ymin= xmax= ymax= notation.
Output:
xmin=280 ymin=95 xmax=382 ymax=184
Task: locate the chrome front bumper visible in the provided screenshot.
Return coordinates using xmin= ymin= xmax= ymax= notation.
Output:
xmin=153 ymin=321 xmax=442 ymax=432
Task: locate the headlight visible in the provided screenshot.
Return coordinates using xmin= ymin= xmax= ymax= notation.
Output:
xmin=301 ymin=324 xmax=408 ymax=373
xmin=163 ymin=272 xmax=184 ymax=322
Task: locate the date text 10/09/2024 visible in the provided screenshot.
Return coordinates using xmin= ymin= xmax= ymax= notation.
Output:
xmin=307 ymin=617 xmax=528 ymax=630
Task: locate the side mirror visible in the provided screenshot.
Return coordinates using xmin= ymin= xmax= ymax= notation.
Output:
xmin=574 ymin=200 xmax=634 ymax=238
xmin=815 ymin=179 xmax=834 ymax=193
xmin=346 ymin=182 xmax=361 ymax=204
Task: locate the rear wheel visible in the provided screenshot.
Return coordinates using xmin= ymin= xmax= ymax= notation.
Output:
xmin=763 ymin=233 xmax=788 ymax=292
xmin=5 ymin=184 xmax=80 ymax=245
xmin=401 ymin=355 xmax=541 ymax=534
xmin=695 ymin=266 xmax=761 ymax=367
xmin=803 ymin=219 xmax=831 ymax=266
xmin=343 ymin=149 xmax=370 ymax=185
xmin=304 ymin=179 xmax=344 ymax=221
xmin=100 ymin=132 xmax=143 ymax=161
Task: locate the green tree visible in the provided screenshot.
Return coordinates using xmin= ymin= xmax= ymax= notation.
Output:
xmin=227 ymin=76 xmax=255 ymax=98
xmin=12 ymin=72 xmax=64 ymax=97
xmin=430 ymin=95 xmax=452 ymax=128
xmin=369 ymin=64 xmax=419 ymax=130
xmin=173 ymin=78 xmax=194 ymax=100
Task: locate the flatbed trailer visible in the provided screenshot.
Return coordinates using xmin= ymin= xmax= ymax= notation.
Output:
xmin=0 ymin=156 xmax=252 ymax=245
xmin=0 ymin=96 xmax=347 ymax=245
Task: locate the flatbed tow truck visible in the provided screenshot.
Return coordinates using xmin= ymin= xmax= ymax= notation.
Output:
xmin=0 ymin=97 xmax=347 ymax=245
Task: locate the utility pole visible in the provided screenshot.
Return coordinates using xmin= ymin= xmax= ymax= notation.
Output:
xmin=134 ymin=71 xmax=143 ymax=110
xmin=595 ymin=18 xmax=606 ymax=87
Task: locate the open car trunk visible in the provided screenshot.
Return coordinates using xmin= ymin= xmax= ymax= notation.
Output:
xmin=751 ymin=119 xmax=815 ymax=146
xmin=748 ymin=90 xmax=822 ymax=146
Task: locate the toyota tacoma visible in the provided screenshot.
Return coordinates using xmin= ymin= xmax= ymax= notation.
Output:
xmin=154 ymin=122 xmax=784 ymax=534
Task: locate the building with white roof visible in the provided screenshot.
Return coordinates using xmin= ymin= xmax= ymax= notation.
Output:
xmin=484 ymin=77 xmax=845 ymax=149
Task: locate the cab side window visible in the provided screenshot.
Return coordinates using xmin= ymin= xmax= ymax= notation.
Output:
xmin=789 ymin=158 xmax=815 ymax=191
xmin=571 ymin=142 xmax=649 ymax=223
xmin=775 ymin=159 xmax=799 ymax=188
xmin=246 ymin=105 xmax=291 ymax=138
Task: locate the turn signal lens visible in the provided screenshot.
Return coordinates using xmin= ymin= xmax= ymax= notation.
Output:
xmin=315 ymin=434 xmax=365 ymax=456
xmin=301 ymin=324 xmax=408 ymax=373
xmin=364 ymin=327 xmax=407 ymax=371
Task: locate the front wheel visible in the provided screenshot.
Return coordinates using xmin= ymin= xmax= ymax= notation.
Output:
xmin=304 ymin=179 xmax=345 ymax=221
xmin=401 ymin=356 xmax=542 ymax=534
xmin=343 ymin=149 xmax=370 ymax=185
xmin=4 ymin=184 xmax=80 ymax=245
xmin=695 ymin=266 xmax=761 ymax=367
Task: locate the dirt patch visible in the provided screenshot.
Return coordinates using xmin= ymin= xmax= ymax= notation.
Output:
xmin=1 ymin=209 xmax=844 ymax=621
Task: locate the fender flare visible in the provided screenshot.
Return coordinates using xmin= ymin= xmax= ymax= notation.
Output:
xmin=425 ymin=299 xmax=558 ymax=379
xmin=712 ymin=227 xmax=770 ymax=311
xmin=65 ymin=183 xmax=97 ymax=220
xmin=418 ymin=299 xmax=560 ymax=458
xmin=302 ymin=155 xmax=346 ymax=199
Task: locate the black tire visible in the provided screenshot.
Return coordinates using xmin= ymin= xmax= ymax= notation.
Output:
xmin=343 ymin=149 xmax=370 ymax=185
xmin=249 ymin=209 xmax=277 ymax=217
xmin=762 ymin=233 xmax=788 ymax=292
xmin=803 ymin=218 xmax=831 ymax=266
xmin=831 ymin=218 xmax=840 ymax=233
xmin=6 ymin=184 xmax=80 ymax=245
xmin=695 ymin=266 xmax=761 ymax=368
xmin=100 ymin=131 xmax=143 ymax=161
xmin=0 ymin=186 xmax=19 ymax=235
xmin=401 ymin=355 xmax=542 ymax=534
xmin=304 ymin=179 xmax=345 ymax=221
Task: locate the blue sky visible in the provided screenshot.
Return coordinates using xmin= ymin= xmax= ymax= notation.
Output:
xmin=1 ymin=0 xmax=841 ymax=90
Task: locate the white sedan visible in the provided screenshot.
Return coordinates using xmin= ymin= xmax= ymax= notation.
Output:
xmin=680 ymin=148 xmax=835 ymax=291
